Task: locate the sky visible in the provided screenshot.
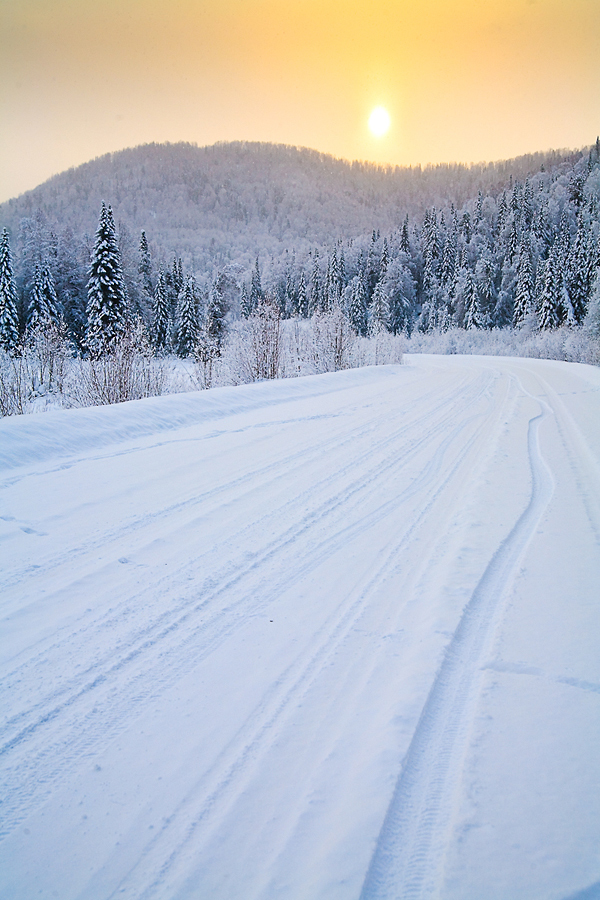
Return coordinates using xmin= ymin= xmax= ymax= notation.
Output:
xmin=1 ymin=0 xmax=599 ymax=204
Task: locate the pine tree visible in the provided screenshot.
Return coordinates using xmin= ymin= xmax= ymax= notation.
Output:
xmin=494 ymin=257 xmax=515 ymax=327
xmin=475 ymin=253 xmax=496 ymax=329
xmin=152 ymin=266 xmax=170 ymax=350
xmin=139 ymin=231 xmax=153 ymax=298
xmin=537 ymin=249 xmax=562 ymax=330
xmin=327 ymin=246 xmax=340 ymax=309
xmin=349 ymin=274 xmax=368 ymax=335
xmin=206 ymin=278 xmax=228 ymax=351
xmin=513 ymin=245 xmax=534 ymax=327
xmin=309 ymin=250 xmax=321 ymax=315
xmin=284 ymin=268 xmax=297 ymax=317
xmin=567 ymin=227 xmax=593 ymax=323
xmin=400 ymin=216 xmax=410 ymax=254
xmin=175 ymin=276 xmax=199 ymax=356
xmin=240 ymin=283 xmax=252 ymax=318
xmin=463 ymin=271 xmax=479 ymax=330
xmin=86 ymin=203 xmax=128 ymax=354
xmin=28 ymin=261 xmax=60 ymax=328
xmin=369 ymin=280 xmax=390 ymax=333
xmin=297 ymin=270 xmax=308 ymax=317
xmin=250 ymin=257 xmax=263 ymax=312
xmin=0 ymin=228 xmax=20 ymax=353
xmin=583 ymin=267 xmax=600 ymax=335
xmin=380 ymin=238 xmax=389 ymax=279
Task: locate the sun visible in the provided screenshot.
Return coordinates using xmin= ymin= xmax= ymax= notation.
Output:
xmin=368 ymin=106 xmax=391 ymax=138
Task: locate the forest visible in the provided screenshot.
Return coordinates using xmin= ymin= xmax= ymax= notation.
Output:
xmin=1 ymin=138 xmax=599 ymax=415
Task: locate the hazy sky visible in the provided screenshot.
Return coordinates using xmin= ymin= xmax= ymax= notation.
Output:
xmin=1 ymin=0 xmax=599 ymax=203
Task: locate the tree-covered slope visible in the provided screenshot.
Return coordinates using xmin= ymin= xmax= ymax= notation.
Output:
xmin=0 ymin=141 xmax=583 ymax=272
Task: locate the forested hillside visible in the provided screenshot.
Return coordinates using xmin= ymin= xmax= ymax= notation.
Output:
xmin=0 ymin=138 xmax=599 ymax=413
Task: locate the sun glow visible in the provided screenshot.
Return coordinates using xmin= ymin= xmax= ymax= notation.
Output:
xmin=368 ymin=106 xmax=391 ymax=138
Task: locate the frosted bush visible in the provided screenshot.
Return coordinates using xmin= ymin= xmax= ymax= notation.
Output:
xmin=68 ymin=322 xmax=168 ymax=407
xmin=405 ymin=326 xmax=599 ymax=366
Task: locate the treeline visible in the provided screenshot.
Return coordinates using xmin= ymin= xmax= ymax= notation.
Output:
xmin=1 ymin=140 xmax=600 ymax=366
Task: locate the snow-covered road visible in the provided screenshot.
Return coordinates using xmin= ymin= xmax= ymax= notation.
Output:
xmin=0 ymin=355 xmax=599 ymax=900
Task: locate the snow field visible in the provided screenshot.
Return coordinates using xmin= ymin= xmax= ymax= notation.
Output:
xmin=0 ymin=356 xmax=599 ymax=899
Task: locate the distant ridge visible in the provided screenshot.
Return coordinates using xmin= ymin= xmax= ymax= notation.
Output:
xmin=0 ymin=140 xmax=583 ymax=274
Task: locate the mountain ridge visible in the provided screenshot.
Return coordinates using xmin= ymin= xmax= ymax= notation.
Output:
xmin=0 ymin=140 xmax=585 ymax=275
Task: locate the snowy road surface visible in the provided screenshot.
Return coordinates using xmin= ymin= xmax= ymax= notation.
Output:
xmin=0 ymin=355 xmax=599 ymax=900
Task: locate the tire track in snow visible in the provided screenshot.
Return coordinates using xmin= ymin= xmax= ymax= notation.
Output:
xmin=0 ymin=372 xmax=469 ymax=599
xmin=4 ymin=370 xmax=487 ymax=833
xmin=0 ymin=372 xmax=498 ymax=840
xmin=360 ymin=389 xmax=555 ymax=900
xmin=0 ymin=371 xmax=485 ymax=737
xmin=94 ymin=375 xmax=514 ymax=900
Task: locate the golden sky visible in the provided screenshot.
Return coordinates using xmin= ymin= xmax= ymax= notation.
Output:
xmin=1 ymin=0 xmax=599 ymax=202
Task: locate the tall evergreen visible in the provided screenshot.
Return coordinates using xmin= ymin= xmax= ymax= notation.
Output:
xmin=240 ymin=283 xmax=252 ymax=318
xmin=349 ymin=274 xmax=368 ymax=335
xmin=250 ymin=257 xmax=264 ymax=312
xmin=400 ymin=216 xmax=410 ymax=254
xmin=0 ymin=228 xmax=20 ymax=353
xmin=513 ymin=245 xmax=534 ymax=327
xmin=567 ymin=227 xmax=593 ymax=323
xmin=369 ymin=280 xmax=390 ymax=333
xmin=206 ymin=278 xmax=228 ymax=351
xmin=463 ymin=271 xmax=479 ymax=330
xmin=28 ymin=261 xmax=60 ymax=328
xmin=138 ymin=231 xmax=153 ymax=298
xmin=175 ymin=276 xmax=199 ymax=357
xmin=537 ymin=248 xmax=563 ymax=330
xmin=309 ymin=250 xmax=321 ymax=315
xmin=152 ymin=266 xmax=170 ymax=350
xmin=297 ymin=270 xmax=308 ymax=317
xmin=86 ymin=203 xmax=128 ymax=354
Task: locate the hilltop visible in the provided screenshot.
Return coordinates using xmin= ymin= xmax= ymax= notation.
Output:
xmin=0 ymin=140 xmax=582 ymax=274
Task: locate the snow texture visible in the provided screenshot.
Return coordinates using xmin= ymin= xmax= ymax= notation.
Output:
xmin=0 ymin=355 xmax=599 ymax=899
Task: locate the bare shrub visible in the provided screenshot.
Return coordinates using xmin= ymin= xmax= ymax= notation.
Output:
xmin=192 ymin=333 xmax=221 ymax=389
xmin=230 ymin=296 xmax=282 ymax=383
xmin=68 ymin=321 xmax=168 ymax=407
xmin=310 ymin=304 xmax=356 ymax=373
xmin=352 ymin=327 xmax=404 ymax=368
xmin=0 ymin=351 xmax=29 ymax=416
xmin=405 ymin=325 xmax=599 ymax=365
xmin=24 ymin=320 xmax=72 ymax=398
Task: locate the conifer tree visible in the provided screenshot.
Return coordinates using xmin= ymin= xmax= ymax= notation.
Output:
xmin=0 ymin=228 xmax=20 ymax=353
xmin=327 ymin=246 xmax=340 ymax=309
xmin=494 ymin=257 xmax=515 ymax=327
xmin=380 ymin=238 xmax=389 ymax=279
xmin=463 ymin=271 xmax=479 ymax=330
xmin=152 ymin=266 xmax=170 ymax=350
xmin=583 ymin=268 xmax=600 ymax=335
xmin=400 ymin=216 xmax=410 ymax=254
xmin=369 ymin=280 xmax=390 ymax=333
xmin=284 ymin=269 xmax=297 ymax=317
xmin=475 ymin=253 xmax=496 ymax=328
xmin=309 ymin=250 xmax=321 ymax=315
xmin=537 ymin=249 xmax=562 ymax=330
xmin=86 ymin=203 xmax=127 ymax=354
xmin=206 ymin=279 xmax=228 ymax=351
xmin=240 ymin=283 xmax=252 ymax=318
xmin=28 ymin=261 xmax=60 ymax=328
xmin=139 ymin=231 xmax=153 ymax=298
xmin=513 ymin=245 xmax=534 ymax=327
xmin=567 ymin=227 xmax=593 ymax=323
xmin=297 ymin=270 xmax=308 ymax=317
xmin=349 ymin=274 xmax=368 ymax=335
xmin=175 ymin=276 xmax=199 ymax=357
xmin=250 ymin=257 xmax=263 ymax=312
